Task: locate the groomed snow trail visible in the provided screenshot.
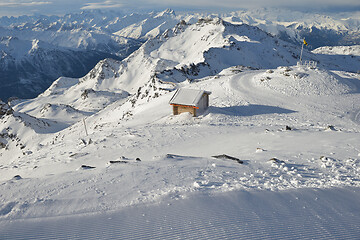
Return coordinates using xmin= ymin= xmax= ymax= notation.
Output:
xmin=229 ymin=71 xmax=298 ymax=108
xmin=1 ymin=188 xmax=360 ymax=240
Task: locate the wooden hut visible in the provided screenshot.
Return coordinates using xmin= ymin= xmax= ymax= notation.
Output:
xmin=169 ymin=88 xmax=211 ymax=117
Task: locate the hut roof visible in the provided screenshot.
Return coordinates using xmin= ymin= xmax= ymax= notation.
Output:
xmin=169 ymin=88 xmax=211 ymax=107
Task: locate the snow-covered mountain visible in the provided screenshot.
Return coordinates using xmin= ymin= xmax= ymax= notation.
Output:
xmin=0 ymin=9 xmax=186 ymax=52
xmin=4 ymin=17 xmax=359 ymax=162
xmin=75 ymin=18 xmax=359 ymax=120
xmin=10 ymin=18 xmax=304 ymax=127
xmin=0 ymin=9 xmax=185 ymax=101
xmin=0 ymin=36 xmax=124 ymax=101
xmin=1 ymin=8 xmax=359 ymax=101
xmin=226 ymin=8 xmax=360 ymax=48
xmin=113 ymin=9 xmax=196 ymax=40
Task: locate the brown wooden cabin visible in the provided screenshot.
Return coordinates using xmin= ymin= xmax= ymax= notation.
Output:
xmin=169 ymin=88 xmax=211 ymax=117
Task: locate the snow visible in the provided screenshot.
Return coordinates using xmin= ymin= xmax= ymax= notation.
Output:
xmin=253 ymin=65 xmax=355 ymax=96
xmin=113 ymin=9 xmax=179 ymax=40
xmin=313 ymin=45 xmax=360 ymax=56
xmin=2 ymin=66 xmax=359 ymax=219
xmin=169 ymin=88 xmax=209 ymax=107
xmin=1 ymin=188 xmax=360 ymax=239
xmin=225 ymin=8 xmax=360 ymax=48
xmin=0 ymin=11 xmax=360 ymax=239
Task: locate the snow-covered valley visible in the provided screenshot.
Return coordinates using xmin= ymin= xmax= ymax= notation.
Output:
xmin=0 ymin=12 xmax=360 ymax=239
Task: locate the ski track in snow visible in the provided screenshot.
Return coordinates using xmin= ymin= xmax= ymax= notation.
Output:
xmin=1 ymin=188 xmax=360 ymax=239
xmin=229 ymin=71 xmax=298 ymax=108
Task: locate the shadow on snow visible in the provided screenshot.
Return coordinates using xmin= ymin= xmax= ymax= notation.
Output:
xmin=208 ymin=104 xmax=296 ymax=117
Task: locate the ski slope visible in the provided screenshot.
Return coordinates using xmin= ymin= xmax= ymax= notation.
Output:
xmin=1 ymin=188 xmax=360 ymax=239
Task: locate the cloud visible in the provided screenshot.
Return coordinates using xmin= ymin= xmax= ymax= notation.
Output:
xmin=81 ymin=0 xmax=124 ymax=9
xmin=0 ymin=1 xmax=51 ymax=7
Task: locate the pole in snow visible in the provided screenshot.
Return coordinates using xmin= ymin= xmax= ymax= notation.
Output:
xmin=83 ymin=118 xmax=88 ymax=137
xmin=299 ymin=41 xmax=304 ymax=64
xmin=299 ymin=38 xmax=308 ymax=65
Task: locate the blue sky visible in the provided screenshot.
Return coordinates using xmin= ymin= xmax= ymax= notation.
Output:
xmin=0 ymin=0 xmax=359 ymax=16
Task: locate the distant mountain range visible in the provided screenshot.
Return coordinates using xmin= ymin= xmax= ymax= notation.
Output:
xmin=0 ymin=8 xmax=359 ymax=101
xmin=226 ymin=8 xmax=360 ymax=48
xmin=0 ymin=9 xmax=183 ymax=101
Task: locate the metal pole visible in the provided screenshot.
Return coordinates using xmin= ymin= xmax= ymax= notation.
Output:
xmin=299 ymin=40 xmax=304 ymax=64
xmin=83 ymin=118 xmax=88 ymax=136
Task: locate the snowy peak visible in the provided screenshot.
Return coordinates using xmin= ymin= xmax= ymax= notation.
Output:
xmin=155 ymin=9 xmax=176 ymax=18
xmin=152 ymin=18 xmax=299 ymax=77
xmin=80 ymin=58 xmax=122 ymax=88
xmin=113 ymin=9 xmax=181 ymax=40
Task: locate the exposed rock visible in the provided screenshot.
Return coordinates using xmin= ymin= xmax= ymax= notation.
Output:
xmin=109 ymin=160 xmax=128 ymax=164
xmin=325 ymin=125 xmax=336 ymax=131
xmin=81 ymin=89 xmax=96 ymax=100
xmin=269 ymin=157 xmax=283 ymax=163
xmin=212 ymin=154 xmax=243 ymax=164
xmin=13 ymin=175 xmax=22 ymax=180
xmin=80 ymin=165 xmax=96 ymax=170
xmin=0 ymin=101 xmax=13 ymax=116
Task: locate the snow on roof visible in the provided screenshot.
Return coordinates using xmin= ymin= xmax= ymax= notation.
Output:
xmin=169 ymin=88 xmax=211 ymax=107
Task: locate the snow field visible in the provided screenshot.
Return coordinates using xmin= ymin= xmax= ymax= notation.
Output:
xmin=1 ymin=65 xmax=360 ymax=220
xmin=313 ymin=45 xmax=360 ymax=56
